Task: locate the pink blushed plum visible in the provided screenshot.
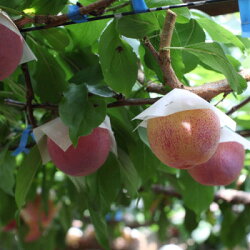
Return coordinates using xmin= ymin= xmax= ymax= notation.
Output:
xmin=47 ymin=127 xmax=111 ymax=176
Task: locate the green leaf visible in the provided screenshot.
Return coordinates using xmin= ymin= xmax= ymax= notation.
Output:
xmin=86 ymin=85 xmax=115 ymax=98
xmin=0 ymin=190 xmax=17 ymax=225
xmin=70 ymin=65 xmax=103 ymax=85
xmin=4 ymin=78 xmax=26 ymax=101
xmin=144 ymin=43 xmax=164 ymax=82
xmin=235 ymin=118 xmax=250 ymax=129
xmin=82 ymin=156 xmax=121 ymax=250
xmin=118 ymin=148 xmax=141 ymax=197
xmin=129 ymin=142 xmax=159 ymax=183
xmin=15 ymin=146 xmax=41 ymax=209
xmin=84 ymin=154 xmax=121 ymax=212
xmin=0 ymin=147 xmax=16 ymax=195
xmin=68 ymin=176 xmax=86 ymax=193
xmin=197 ymin=18 xmax=245 ymax=50
xmin=97 ymin=154 xmax=121 ymax=205
xmin=88 ymin=209 xmax=110 ymax=250
xmin=220 ymin=204 xmax=237 ymax=247
xmin=29 ymin=44 xmax=68 ymax=103
xmin=30 ymin=0 xmax=67 ymax=14
xmin=137 ymin=127 xmax=150 ymax=147
xmin=99 ymin=21 xmax=138 ymax=96
xmin=39 ymin=29 xmax=70 ymax=51
xmin=170 ymin=42 xmax=247 ymax=93
xmin=174 ymin=19 xmax=206 ymax=47
xmin=178 ymin=171 xmax=214 ymax=216
xmin=67 ymin=19 xmax=109 ymax=48
xmin=59 ymin=84 xmax=107 ymax=145
xmin=184 ymin=206 xmax=199 ymax=232
xmin=116 ymin=13 xmax=160 ymax=39
xmin=70 ymin=66 xmax=114 ymax=97
xmin=174 ymin=19 xmax=206 ymax=73
xmin=221 ymin=205 xmax=250 ymax=248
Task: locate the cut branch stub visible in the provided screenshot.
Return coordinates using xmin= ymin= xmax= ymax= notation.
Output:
xmin=159 ymin=10 xmax=183 ymax=89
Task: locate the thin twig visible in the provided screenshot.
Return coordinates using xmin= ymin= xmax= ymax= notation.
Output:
xmin=226 ymin=96 xmax=250 ymax=115
xmin=142 ymin=37 xmax=161 ymax=64
xmin=105 ymin=1 xmax=130 ymax=12
xmin=21 ymin=63 xmax=37 ymax=127
xmin=214 ymin=92 xmax=230 ymax=106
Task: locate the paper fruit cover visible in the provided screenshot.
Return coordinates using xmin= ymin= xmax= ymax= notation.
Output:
xmin=33 ymin=116 xmax=117 ymax=164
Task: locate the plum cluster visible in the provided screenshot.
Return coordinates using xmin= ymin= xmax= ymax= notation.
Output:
xmin=46 ymin=108 xmax=246 ymax=187
xmin=147 ymin=109 xmax=245 ymax=186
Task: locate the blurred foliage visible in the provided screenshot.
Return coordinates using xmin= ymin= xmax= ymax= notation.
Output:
xmin=0 ymin=1 xmax=250 ymax=249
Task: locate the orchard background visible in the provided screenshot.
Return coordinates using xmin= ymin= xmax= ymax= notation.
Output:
xmin=0 ymin=0 xmax=250 ymax=249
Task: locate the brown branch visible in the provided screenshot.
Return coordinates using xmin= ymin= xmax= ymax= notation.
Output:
xmin=4 ymin=99 xmax=58 ymax=110
xmin=226 ymin=96 xmax=250 ymax=115
xmin=107 ymin=97 xmax=160 ymax=107
xmin=3 ymin=96 xmax=250 ymax=123
xmin=147 ymin=78 xmax=232 ymax=100
xmin=185 ymin=79 xmax=232 ymax=101
xmin=146 ymin=82 xmax=168 ymax=95
xmin=4 ymin=97 xmax=160 ymax=110
xmin=15 ymin=0 xmax=117 ymax=28
xmin=147 ymin=69 xmax=250 ymax=101
xmin=21 ymin=63 xmax=37 ymax=127
xmin=159 ymin=10 xmax=183 ymax=89
xmin=152 ymin=185 xmax=250 ymax=205
xmin=142 ymin=37 xmax=161 ymax=64
xmin=184 ymin=0 xmax=238 ymax=16
xmin=215 ymin=189 xmax=250 ymax=204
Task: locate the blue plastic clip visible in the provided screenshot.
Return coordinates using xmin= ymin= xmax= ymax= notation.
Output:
xmin=114 ymin=210 xmax=123 ymax=222
xmin=105 ymin=210 xmax=123 ymax=222
xmin=67 ymin=5 xmax=88 ymax=23
xmin=238 ymin=0 xmax=250 ymax=37
xmin=12 ymin=125 xmax=34 ymax=156
xmin=131 ymin=0 xmax=148 ymax=13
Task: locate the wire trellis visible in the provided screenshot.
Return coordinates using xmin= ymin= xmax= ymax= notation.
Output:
xmin=20 ymin=0 xmax=233 ymax=32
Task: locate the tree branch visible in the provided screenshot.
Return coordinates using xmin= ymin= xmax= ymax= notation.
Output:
xmin=15 ymin=0 xmax=117 ymax=28
xmin=184 ymin=0 xmax=238 ymax=16
xmin=147 ymin=69 xmax=250 ymax=101
xmin=152 ymin=185 xmax=250 ymax=205
xmin=4 ymin=97 xmax=160 ymax=110
xmin=226 ymin=96 xmax=250 ymax=115
xmin=185 ymin=79 xmax=232 ymax=101
xmin=4 ymin=99 xmax=57 ymax=110
xmin=142 ymin=37 xmax=161 ymax=64
xmin=21 ymin=63 xmax=37 ymax=127
xmin=107 ymin=97 xmax=160 ymax=107
xmin=147 ymin=78 xmax=232 ymax=100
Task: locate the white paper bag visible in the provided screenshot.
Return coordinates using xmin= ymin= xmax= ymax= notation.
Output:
xmin=33 ymin=116 xmax=117 ymax=164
